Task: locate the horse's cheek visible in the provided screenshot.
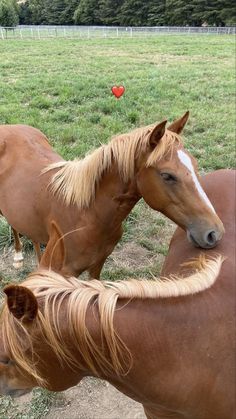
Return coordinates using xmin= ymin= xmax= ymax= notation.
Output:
xmin=136 ymin=170 xmax=164 ymax=211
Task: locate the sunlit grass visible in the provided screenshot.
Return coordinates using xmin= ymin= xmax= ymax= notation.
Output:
xmin=0 ymin=35 xmax=234 ymax=169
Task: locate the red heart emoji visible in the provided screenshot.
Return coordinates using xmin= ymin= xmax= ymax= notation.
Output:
xmin=111 ymin=85 xmax=125 ymax=99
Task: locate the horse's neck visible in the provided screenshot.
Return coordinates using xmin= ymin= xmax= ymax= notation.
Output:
xmin=90 ymin=167 xmax=141 ymax=228
xmin=68 ymin=297 xmax=186 ymax=405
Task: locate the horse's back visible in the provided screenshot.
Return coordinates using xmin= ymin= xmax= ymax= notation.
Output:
xmin=0 ymin=124 xmax=53 ymax=153
xmin=0 ymin=124 xmax=63 ymax=241
xmin=0 ymin=124 xmax=63 ymax=167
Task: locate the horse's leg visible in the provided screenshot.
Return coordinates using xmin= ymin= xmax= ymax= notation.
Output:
xmin=12 ymin=228 xmax=24 ymax=269
xmin=33 ymin=242 xmax=41 ymax=264
xmin=88 ymin=257 xmax=107 ymax=279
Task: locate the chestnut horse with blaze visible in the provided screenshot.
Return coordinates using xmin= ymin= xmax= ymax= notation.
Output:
xmin=0 ymin=112 xmax=224 ymax=276
xmin=0 ymin=169 xmax=235 ymax=419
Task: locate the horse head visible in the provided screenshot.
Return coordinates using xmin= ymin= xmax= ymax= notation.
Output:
xmin=136 ymin=112 xmax=224 ymax=248
xmin=0 ymin=285 xmax=40 ymax=396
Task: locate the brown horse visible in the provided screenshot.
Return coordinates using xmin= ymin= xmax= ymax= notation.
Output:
xmin=0 ymin=113 xmax=224 ymax=277
xmin=0 ymin=169 xmax=234 ymax=419
xmin=0 ymin=112 xmax=224 ymax=278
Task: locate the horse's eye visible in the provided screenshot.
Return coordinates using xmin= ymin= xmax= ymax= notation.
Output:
xmin=0 ymin=357 xmax=11 ymax=366
xmin=161 ymin=173 xmax=177 ymax=183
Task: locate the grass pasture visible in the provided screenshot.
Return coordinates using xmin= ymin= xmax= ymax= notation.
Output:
xmin=0 ymin=34 xmax=235 ymax=418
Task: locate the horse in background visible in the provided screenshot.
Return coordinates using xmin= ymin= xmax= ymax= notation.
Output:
xmin=0 ymin=169 xmax=234 ymax=419
xmin=0 ymin=112 xmax=224 ymax=277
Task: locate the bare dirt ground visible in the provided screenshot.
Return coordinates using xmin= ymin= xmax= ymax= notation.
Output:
xmin=15 ymin=378 xmax=146 ymax=419
xmin=46 ymin=378 xmax=146 ymax=419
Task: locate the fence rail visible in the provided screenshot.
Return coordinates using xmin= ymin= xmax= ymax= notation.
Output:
xmin=0 ymin=25 xmax=235 ymax=40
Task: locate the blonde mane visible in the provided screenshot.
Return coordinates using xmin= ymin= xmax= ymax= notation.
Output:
xmin=43 ymin=126 xmax=181 ymax=209
xmin=1 ymin=255 xmax=223 ymax=386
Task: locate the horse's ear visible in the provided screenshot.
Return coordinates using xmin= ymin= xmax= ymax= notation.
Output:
xmin=149 ymin=120 xmax=167 ymax=148
xmin=4 ymin=285 xmax=38 ymax=324
xmin=168 ymin=111 xmax=189 ymax=134
xmin=40 ymin=221 xmax=65 ymax=272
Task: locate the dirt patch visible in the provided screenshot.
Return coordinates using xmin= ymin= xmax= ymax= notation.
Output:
xmin=6 ymin=379 xmax=145 ymax=419
xmin=46 ymin=378 xmax=145 ymax=419
xmin=110 ymin=242 xmax=150 ymax=269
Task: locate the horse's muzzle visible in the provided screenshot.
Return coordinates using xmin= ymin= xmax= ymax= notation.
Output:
xmin=187 ymin=228 xmax=224 ymax=249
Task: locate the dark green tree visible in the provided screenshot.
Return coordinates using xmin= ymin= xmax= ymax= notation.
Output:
xmin=61 ymin=0 xmax=79 ymax=24
xmin=97 ymin=0 xmax=124 ymax=25
xmin=190 ymin=0 xmax=209 ymax=26
xmin=219 ymin=0 xmax=236 ymax=25
xmin=201 ymin=0 xmax=224 ymax=25
xmin=19 ymin=0 xmax=32 ymax=25
xmin=165 ymin=0 xmax=195 ymax=25
xmin=27 ymin=0 xmax=45 ymax=24
xmin=147 ymin=0 xmax=166 ymax=26
xmin=10 ymin=0 xmax=236 ymax=26
xmin=74 ymin=0 xmax=100 ymax=24
xmin=118 ymin=0 xmax=149 ymax=26
xmin=0 ymin=0 xmax=19 ymax=26
xmin=41 ymin=0 xmax=66 ymax=25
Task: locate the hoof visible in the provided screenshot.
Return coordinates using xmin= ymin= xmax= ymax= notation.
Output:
xmin=13 ymin=251 xmax=24 ymax=269
xmin=13 ymin=260 xmax=24 ymax=269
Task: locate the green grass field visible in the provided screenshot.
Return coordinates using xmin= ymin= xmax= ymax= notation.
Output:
xmin=0 ymin=35 xmax=235 ymax=168
xmin=0 ymin=34 xmax=235 ymax=418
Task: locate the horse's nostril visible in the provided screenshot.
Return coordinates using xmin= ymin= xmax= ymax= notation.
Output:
xmin=205 ymin=230 xmax=217 ymax=246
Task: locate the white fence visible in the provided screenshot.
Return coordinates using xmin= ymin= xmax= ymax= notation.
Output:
xmin=0 ymin=25 xmax=235 ymax=40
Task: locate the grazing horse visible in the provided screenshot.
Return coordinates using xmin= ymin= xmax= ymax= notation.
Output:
xmin=0 ymin=169 xmax=234 ymax=419
xmin=0 ymin=113 xmax=224 ymax=277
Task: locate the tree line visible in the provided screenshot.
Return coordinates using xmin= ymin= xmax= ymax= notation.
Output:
xmin=0 ymin=0 xmax=235 ymax=27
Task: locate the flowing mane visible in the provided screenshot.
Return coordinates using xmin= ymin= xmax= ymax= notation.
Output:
xmin=1 ymin=255 xmax=223 ymax=386
xmin=43 ymin=126 xmax=181 ymax=209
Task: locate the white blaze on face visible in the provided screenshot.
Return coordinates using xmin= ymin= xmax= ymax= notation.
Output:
xmin=177 ymin=150 xmax=216 ymax=214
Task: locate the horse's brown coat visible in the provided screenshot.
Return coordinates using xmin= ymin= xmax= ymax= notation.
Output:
xmin=0 ymin=169 xmax=234 ymax=418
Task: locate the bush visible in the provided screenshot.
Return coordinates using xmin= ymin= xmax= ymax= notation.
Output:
xmin=0 ymin=0 xmax=19 ymax=27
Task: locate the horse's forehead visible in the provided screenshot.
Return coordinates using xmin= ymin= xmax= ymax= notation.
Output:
xmin=176 ymin=148 xmax=197 ymax=169
xmin=159 ymin=144 xmax=193 ymax=165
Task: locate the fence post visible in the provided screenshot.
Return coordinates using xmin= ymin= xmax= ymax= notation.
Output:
xmin=130 ymin=27 xmax=132 ymax=37
xmin=0 ymin=28 xmax=4 ymax=40
xmin=117 ymin=27 xmax=119 ymax=37
xmin=31 ymin=27 xmax=33 ymax=38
